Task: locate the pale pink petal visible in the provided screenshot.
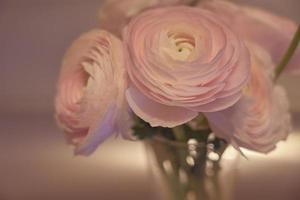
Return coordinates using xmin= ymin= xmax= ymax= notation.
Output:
xmin=98 ymin=0 xmax=154 ymax=37
xmin=74 ymin=105 xmax=117 ymax=155
xmin=99 ymin=0 xmax=203 ymax=37
xmin=189 ymin=92 xmax=241 ymax=112
xmin=126 ymin=86 xmax=198 ymax=127
xmin=55 ymin=29 xmax=131 ymax=155
xmin=205 ymin=44 xmax=291 ymax=153
xmin=123 ymin=6 xmax=250 ymax=126
xmin=200 ymin=0 xmax=300 ymax=74
xmin=158 ymin=0 xmax=197 ymax=5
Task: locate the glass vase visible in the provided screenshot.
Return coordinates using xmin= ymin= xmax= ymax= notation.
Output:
xmin=145 ymin=134 xmax=239 ymax=200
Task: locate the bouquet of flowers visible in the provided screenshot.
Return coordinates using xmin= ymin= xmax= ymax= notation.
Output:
xmin=55 ymin=0 xmax=299 ymax=157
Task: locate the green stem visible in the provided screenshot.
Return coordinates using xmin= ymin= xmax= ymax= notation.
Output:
xmin=275 ymin=25 xmax=300 ymax=81
xmin=172 ymin=125 xmax=186 ymax=142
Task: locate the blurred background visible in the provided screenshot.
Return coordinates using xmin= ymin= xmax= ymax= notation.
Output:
xmin=0 ymin=0 xmax=299 ymax=199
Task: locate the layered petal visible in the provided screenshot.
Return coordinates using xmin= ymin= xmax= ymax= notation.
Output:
xmin=98 ymin=0 xmax=199 ymax=37
xmin=205 ymin=44 xmax=291 ymax=153
xmin=55 ymin=29 xmax=131 ymax=155
xmin=200 ymin=0 xmax=300 ymax=74
xmin=98 ymin=0 xmax=156 ymax=37
xmin=123 ymin=6 xmax=250 ymax=127
xmin=126 ymin=86 xmax=198 ymax=127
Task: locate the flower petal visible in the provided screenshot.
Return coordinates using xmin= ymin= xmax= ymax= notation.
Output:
xmin=74 ymin=104 xmax=117 ymax=155
xmin=55 ymin=29 xmax=131 ymax=155
xmin=98 ymin=0 xmax=197 ymax=37
xmin=126 ymin=86 xmax=198 ymax=127
xmin=201 ymin=0 xmax=300 ymax=74
xmin=124 ymin=6 xmax=250 ymax=120
xmin=205 ymin=43 xmax=291 ymax=153
xmin=189 ymin=92 xmax=241 ymax=112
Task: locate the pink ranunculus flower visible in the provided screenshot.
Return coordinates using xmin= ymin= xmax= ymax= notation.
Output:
xmin=98 ymin=0 xmax=198 ymax=37
xmin=123 ymin=6 xmax=250 ymax=128
xmin=55 ymin=30 xmax=131 ymax=155
xmin=200 ymin=0 xmax=300 ymax=74
xmin=205 ymin=44 xmax=291 ymax=153
xmin=98 ymin=0 xmax=156 ymax=37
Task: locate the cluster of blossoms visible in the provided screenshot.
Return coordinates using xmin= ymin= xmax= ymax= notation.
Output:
xmin=55 ymin=0 xmax=299 ymax=155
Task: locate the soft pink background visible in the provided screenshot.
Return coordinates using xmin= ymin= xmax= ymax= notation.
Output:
xmin=0 ymin=0 xmax=299 ymax=200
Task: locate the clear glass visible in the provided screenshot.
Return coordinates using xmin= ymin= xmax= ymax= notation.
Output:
xmin=145 ymin=135 xmax=240 ymax=200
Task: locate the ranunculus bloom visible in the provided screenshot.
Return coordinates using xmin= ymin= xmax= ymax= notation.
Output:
xmin=55 ymin=30 xmax=131 ymax=155
xmin=123 ymin=6 xmax=250 ymax=127
xmin=98 ymin=0 xmax=198 ymax=37
xmin=205 ymin=44 xmax=291 ymax=153
xmin=200 ymin=0 xmax=300 ymax=74
xmin=98 ymin=0 xmax=156 ymax=37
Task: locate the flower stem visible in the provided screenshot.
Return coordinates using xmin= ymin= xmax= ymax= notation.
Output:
xmin=275 ymin=25 xmax=300 ymax=81
xmin=172 ymin=125 xmax=186 ymax=142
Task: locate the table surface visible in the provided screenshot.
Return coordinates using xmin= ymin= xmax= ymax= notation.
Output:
xmin=0 ymin=114 xmax=300 ymax=200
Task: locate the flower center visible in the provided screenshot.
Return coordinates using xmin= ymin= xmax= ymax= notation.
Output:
xmin=163 ymin=32 xmax=196 ymax=61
